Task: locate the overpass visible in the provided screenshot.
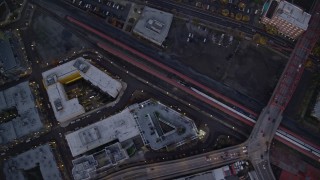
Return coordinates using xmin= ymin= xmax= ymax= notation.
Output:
xmin=96 ymin=143 xmax=248 ymax=180
xmin=247 ymin=1 xmax=320 ymax=179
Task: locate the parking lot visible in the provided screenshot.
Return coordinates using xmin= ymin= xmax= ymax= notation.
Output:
xmin=64 ymin=79 xmax=115 ymax=111
xmin=166 ymin=19 xmax=287 ymax=104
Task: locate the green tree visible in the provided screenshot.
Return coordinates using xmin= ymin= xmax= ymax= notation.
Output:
xmin=238 ymin=2 xmax=246 ymax=10
xmin=235 ymin=13 xmax=243 ymax=21
xmin=242 ymin=15 xmax=250 ymax=22
xmin=312 ymin=44 xmax=320 ymax=57
xmin=221 ymin=9 xmax=229 ymax=16
xmin=220 ymin=0 xmax=228 ymax=4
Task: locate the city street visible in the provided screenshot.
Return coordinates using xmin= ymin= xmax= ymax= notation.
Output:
xmin=1 ymin=0 xmax=320 ymax=180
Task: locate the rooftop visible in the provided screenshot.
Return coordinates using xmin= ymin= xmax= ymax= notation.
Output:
xmin=3 ymin=143 xmax=62 ymax=180
xmin=128 ymin=99 xmax=199 ymax=150
xmin=42 ymin=57 xmax=122 ymax=123
xmin=72 ymin=142 xmax=128 ymax=180
xmin=66 ymin=99 xmax=198 ymax=156
xmin=273 ymin=0 xmax=311 ymax=30
xmin=42 ymin=57 xmax=122 ymax=98
xmin=0 ymin=81 xmax=43 ymax=145
xmin=133 ymin=6 xmax=173 ymax=46
xmin=46 ymin=82 xmax=85 ymax=123
xmin=65 ymin=108 xmax=139 ymax=157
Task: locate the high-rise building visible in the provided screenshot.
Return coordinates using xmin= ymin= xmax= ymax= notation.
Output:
xmin=261 ymin=0 xmax=311 ymax=39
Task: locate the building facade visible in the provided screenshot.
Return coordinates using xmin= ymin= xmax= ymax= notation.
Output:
xmin=261 ymin=0 xmax=311 ymax=39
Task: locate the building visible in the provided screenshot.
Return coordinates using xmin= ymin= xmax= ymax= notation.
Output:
xmin=3 ymin=143 xmax=62 ymax=180
xmin=129 ymin=99 xmax=199 ymax=150
xmin=0 ymin=31 xmax=27 ymax=79
xmin=42 ymin=57 xmax=122 ymax=125
xmin=0 ymin=81 xmax=43 ymax=145
xmin=71 ymin=142 xmax=129 ymax=180
xmin=133 ymin=6 xmax=173 ymax=46
xmin=261 ymin=0 xmax=311 ymax=39
xmin=66 ymin=99 xmax=199 ymax=157
xmin=65 ymin=108 xmax=140 ymax=157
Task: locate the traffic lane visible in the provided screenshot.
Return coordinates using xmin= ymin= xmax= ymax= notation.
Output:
xmin=105 ymin=144 xmax=246 ymax=179
xmin=255 ymin=161 xmax=275 ymax=180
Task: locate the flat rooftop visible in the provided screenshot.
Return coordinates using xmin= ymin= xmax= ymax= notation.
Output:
xmin=65 ymin=108 xmax=139 ymax=157
xmin=275 ymin=1 xmax=311 ymax=30
xmin=0 ymin=81 xmax=43 ymax=145
xmin=46 ymin=82 xmax=85 ymax=123
xmin=42 ymin=57 xmax=122 ymax=98
xmin=133 ymin=6 xmax=173 ymax=45
xmin=72 ymin=142 xmax=128 ymax=180
xmin=42 ymin=57 xmax=122 ymax=123
xmin=128 ymin=99 xmax=199 ymax=150
xmin=3 ymin=143 xmax=62 ymax=180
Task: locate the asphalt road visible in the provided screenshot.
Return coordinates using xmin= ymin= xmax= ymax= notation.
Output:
xmin=99 ymin=143 xmax=248 ymax=180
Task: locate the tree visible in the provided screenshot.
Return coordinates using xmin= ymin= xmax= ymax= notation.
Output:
xmin=235 ymin=13 xmax=243 ymax=21
xmin=238 ymin=2 xmax=246 ymax=10
xmin=242 ymin=15 xmax=250 ymax=22
xmin=259 ymin=36 xmax=267 ymax=45
xmin=253 ymin=33 xmax=268 ymax=45
xmin=305 ymin=59 xmax=314 ymax=68
xmin=253 ymin=33 xmax=261 ymax=43
xmin=220 ymin=0 xmax=228 ymax=4
xmin=265 ymin=24 xmax=278 ymax=35
xmin=312 ymin=44 xmax=320 ymax=57
xmin=221 ymin=9 xmax=229 ymax=16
